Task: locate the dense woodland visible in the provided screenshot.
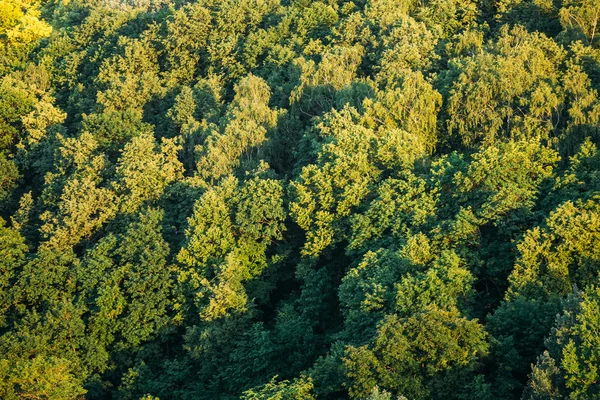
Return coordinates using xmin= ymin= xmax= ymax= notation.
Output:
xmin=1 ymin=0 xmax=600 ymax=398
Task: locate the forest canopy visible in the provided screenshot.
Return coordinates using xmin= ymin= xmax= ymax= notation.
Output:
xmin=1 ymin=0 xmax=600 ymax=399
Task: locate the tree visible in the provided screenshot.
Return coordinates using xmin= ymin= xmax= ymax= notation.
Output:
xmin=178 ymin=175 xmax=285 ymax=321
xmin=344 ymin=309 xmax=487 ymax=399
xmin=196 ymin=75 xmax=279 ymax=183
xmin=291 ymin=74 xmax=441 ymax=258
xmin=559 ymin=0 xmax=600 ymax=47
xmin=0 ymin=0 xmax=51 ymax=46
xmin=0 ymin=74 xmax=37 ymax=151
xmin=241 ymin=375 xmax=316 ymax=400
xmin=0 ymin=218 xmax=27 ymax=327
xmin=38 ymin=132 xmax=118 ymax=250
xmin=0 ymin=155 xmax=19 ymax=203
xmin=0 ymin=356 xmax=86 ymax=400
xmin=445 ymin=26 xmax=565 ymax=148
xmin=507 ymin=197 xmax=600 ymax=300
xmin=96 ymin=36 xmax=162 ymax=113
xmin=114 ymin=133 xmax=183 ymax=214
xmin=82 ymin=208 xmax=173 ymax=349
xmin=524 ymin=287 xmax=600 ymax=399
xmin=0 ymin=0 xmax=52 ymax=74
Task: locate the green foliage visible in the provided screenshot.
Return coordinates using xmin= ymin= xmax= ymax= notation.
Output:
xmin=507 ymin=196 xmax=600 ymax=300
xmin=83 ymin=208 xmax=173 ymax=348
xmin=81 ymin=110 xmax=153 ymax=151
xmin=0 ymin=356 xmax=86 ymax=400
xmin=290 ymin=76 xmax=441 ymax=257
xmin=114 ymin=133 xmax=183 ymax=214
xmin=241 ymin=375 xmax=316 ymax=400
xmin=38 ymin=132 xmax=118 ymax=250
xmin=196 ymin=75 xmax=279 ymax=183
xmin=344 ymin=309 xmax=487 ymax=399
xmin=525 ymin=287 xmax=600 ymax=399
xmin=178 ymin=175 xmax=285 ymax=320
xmin=96 ymin=36 xmax=162 ymax=112
xmin=446 ymin=26 xmax=565 ymax=147
xmin=0 ymin=154 xmax=19 ymax=202
xmin=2 ymin=0 xmax=600 ymax=398
xmin=0 ymin=218 xmax=27 ymax=327
xmin=559 ymin=0 xmax=600 ymax=47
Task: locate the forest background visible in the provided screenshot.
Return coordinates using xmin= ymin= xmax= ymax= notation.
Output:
xmin=1 ymin=0 xmax=600 ymax=398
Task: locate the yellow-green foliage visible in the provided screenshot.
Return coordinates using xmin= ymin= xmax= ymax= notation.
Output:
xmin=0 ymin=0 xmax=51 ymax=47
xmin=2 ymin=0 xmax=600 ymax=399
